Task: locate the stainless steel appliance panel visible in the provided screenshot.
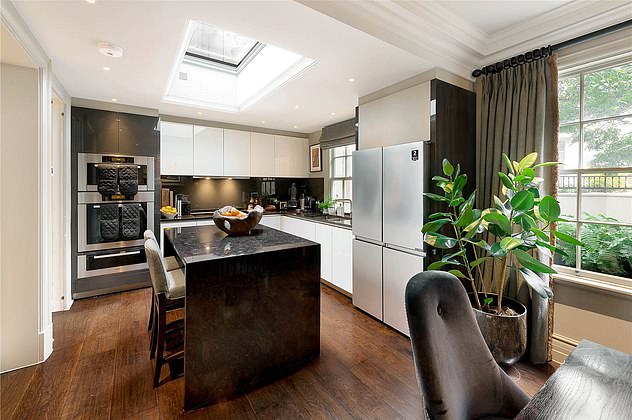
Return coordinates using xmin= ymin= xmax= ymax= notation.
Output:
xmin=77 ymin=249 xmax=147 ymax=279
xmin=78 ymin=153 xmax=154 ymax=192
xmin=383 ymin=247 xmax=424 ymax=336
xmin=78 ymin=191 xmax=154 ymax=252
xmin=352 ymin=239 xmax=383 ymax=320
xmin=382 ymin=141 xmax=424 ymax=252
xmin=352 ymin=147 xmax=383 ymax=242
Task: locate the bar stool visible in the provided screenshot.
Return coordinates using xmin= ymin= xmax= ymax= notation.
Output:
xmin=145 ymin=238 xmax=185 ymax=387
xmin=143 ymin=230 xmax=182 ymax=335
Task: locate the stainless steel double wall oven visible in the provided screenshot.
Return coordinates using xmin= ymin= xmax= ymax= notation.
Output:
xmin=75 ymin=153 xmax=155 ymax=298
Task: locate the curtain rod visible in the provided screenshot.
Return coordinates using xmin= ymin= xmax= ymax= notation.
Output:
xmin=472 ymin=19 xmax=632 ymax=78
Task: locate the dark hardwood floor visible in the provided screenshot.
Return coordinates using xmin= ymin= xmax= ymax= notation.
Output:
xmin=1 ymin=284 xmax=554 ymax=419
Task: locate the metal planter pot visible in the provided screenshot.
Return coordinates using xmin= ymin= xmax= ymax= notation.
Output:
xmin=469 ymin=293 xmax=527 ymax=366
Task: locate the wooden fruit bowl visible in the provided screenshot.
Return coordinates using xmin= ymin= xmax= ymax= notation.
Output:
xmin=213 ymin=205 xmax=263 ymax=236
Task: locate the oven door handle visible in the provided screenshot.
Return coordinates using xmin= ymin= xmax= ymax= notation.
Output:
xmin=93 ymin=250 xmax=141 ymax=259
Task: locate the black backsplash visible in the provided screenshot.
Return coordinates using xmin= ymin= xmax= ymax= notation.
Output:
xmin=160 ymin=176 xmax=324 ymax=211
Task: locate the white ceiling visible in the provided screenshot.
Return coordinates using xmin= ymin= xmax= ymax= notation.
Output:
xmin=11 ymin=0 xmax=632 ymax=133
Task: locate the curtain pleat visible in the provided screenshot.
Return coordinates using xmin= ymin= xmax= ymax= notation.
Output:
xmin=475 ymin=55 xmax=558 ymax=364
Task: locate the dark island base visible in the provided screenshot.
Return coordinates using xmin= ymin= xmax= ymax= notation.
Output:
xmin=184 ymin=246 xmax=321 ymax=411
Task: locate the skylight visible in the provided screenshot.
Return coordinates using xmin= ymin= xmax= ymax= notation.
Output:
xmin=185 ymin=22 xmax=262 ymax=69
xmin=164 ymin=21 xmax=316 ymax=113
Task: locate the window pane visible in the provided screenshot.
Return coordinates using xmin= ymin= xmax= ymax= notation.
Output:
xmin=332 ymin=180 xmax=343 ymax=199
xmin=333 ymin=157 xmax=345 ymax=178
xmin=582 ymin=117 xmax=632 ymax=168
xmin=345 ymin=144 xmax=356 ymax=155
xmin=554 ymin=222 xmax=577 ymax=269
xmin=346 ymin=156 xmax=353 ymax=177
xmin=559 ymin=75 xmax=580 ymax=124
xmin=579 ymin=222 xmax=632 ymax=278
xmin=558 ymin=124 xmax=580 ymax=169
xmin=583 ymin=64 xmax=632 ymax=120
xmin=333 ymin=146 xmax=345 ymax=158
xmin=580 ymin=174 xmax=632 ymax=224
xmin=557 ymin=172 xmax=578 ymax=220
xmin=343 ymin=180 xmax=352 ymax=200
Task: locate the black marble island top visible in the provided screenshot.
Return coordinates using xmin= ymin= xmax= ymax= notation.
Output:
xmin=163 ymin=225 xmax=318 ymax=265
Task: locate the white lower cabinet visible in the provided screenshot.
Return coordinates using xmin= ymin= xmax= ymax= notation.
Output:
xmin=383 ymin=247 xmax=424 ymax=337
xmin=260 ymin=215 xmax=281 ymax=230
xmin=278 ymin=216 xmax=352 ymax=294
xmin=280 ymin=216 xmax=316 ymax=241
xmin=331 ymin=227 xmax=353 ymax=294
xmin=314 ymin=224 xmax=332 ymax=282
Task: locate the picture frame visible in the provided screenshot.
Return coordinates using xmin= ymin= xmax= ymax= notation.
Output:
xmin=310 ymin=144 xmax=322 ymax=172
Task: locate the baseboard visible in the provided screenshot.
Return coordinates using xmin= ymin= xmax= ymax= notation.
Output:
xmin=40 ymin=322 xmax=54 ymax=361
xmin=64 ymin=297 xmax=74 ymax=311
xmin=320 ymin=279 xmax=352 ymax=298
xmin=551 ymin=333 xmax=578 ymax=366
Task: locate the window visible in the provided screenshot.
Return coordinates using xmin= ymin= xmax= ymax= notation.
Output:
xmin=186 ymin=22 xmax=263 ymax=71
xmin=330 ymin=145 xmax=354 ymax=214
xmin=555 ymin=60 xmax=632 ymax=283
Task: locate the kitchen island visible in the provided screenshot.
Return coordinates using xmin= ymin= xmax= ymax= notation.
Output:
xmin=163 ymin=225 xmax=320 ymax=411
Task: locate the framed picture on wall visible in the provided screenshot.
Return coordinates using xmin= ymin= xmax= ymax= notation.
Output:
xmin=310 ymin=144 xmax=322 ymax=172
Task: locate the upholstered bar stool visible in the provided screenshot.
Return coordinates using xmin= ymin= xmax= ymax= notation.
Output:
xmin=145 ymin=238 xmax=185 ymax=387
xmin=143 ymin=230 xmax=182 ymax=334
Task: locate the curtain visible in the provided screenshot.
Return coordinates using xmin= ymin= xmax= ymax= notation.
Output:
xmin=474 ymin=55 xmax=559 ymax=364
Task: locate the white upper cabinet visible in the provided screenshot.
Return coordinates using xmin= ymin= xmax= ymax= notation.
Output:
xmin=160 ymin=122 xmax=194 ymax=175
xmin=275 ymin=135 xmax=308 ymax=178
xmin=223 ymin=129 xmax=251 ymax=177
xmin=250 ymin=132 xmax=275 ymax=177
xmin=162 ymin=123 xmax=306 ymax=178
xmin=193 ymin=126 xmax=223 ymax=176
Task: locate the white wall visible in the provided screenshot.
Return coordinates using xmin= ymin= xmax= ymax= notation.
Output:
xmin=358 ymin=82 xmax=431 ymax=150
xmin=552 ymin=282 xmax=632 ymax=364
xmin=1 ymin=63 xmax=41 ymax=371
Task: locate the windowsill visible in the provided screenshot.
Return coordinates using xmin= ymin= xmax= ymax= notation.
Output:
xmin=553 ymin=272 xmax=632 ymax=300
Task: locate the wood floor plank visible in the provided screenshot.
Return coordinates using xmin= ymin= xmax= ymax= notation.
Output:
xmin=10 ymin=343 xmax=83 ymax=419
xmin=0 ymin=284 xmax=553 ymax=419
xmin=0 ymin=364 xmax=39 ymax=419
xmin=61 ymin=334 xmax=118 ymax=419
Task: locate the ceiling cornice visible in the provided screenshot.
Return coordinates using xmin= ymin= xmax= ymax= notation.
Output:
xmin=297 ymin=0 xmax=632 ymax=79
xmin=483 ymin=0 xmax=632 ymax=62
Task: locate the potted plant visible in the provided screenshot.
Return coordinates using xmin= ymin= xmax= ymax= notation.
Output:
xmin=422 ymin=153 xmax=582 ymax=365
xmin=318 ymin=197 xmax=336 ymax=215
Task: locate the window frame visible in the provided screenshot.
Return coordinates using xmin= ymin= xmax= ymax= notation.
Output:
xmin=555 ymin=59 xmax=632 ymax=288
xmin=330 ymin=145 xmax=355 ymax=214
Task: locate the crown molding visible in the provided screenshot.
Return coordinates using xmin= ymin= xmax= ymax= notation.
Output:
xmin=298 ymin=0 xmax=632 ymax=80
xmin=482 ymin=1 xmax=632 ymax=62
xmin=1 ymin=0 xmax=49 ymax=68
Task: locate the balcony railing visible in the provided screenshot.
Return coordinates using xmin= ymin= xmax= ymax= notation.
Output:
xmin=558 ymin=174 xmax=632 ymax=192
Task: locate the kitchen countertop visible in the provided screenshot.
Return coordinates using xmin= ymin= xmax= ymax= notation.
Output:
xmin=163 ymin=224 xmax=318 ymax=265
xmin=161 ymin=210 xmax=352 ymax=230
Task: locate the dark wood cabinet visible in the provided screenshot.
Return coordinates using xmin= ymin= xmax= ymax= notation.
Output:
xmin=118 ymin=112 xmax=159 ymax=156
xmin=71 ymin=107 xmax=158 ymax=157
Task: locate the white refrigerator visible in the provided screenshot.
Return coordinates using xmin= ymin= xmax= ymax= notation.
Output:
xmin=352 ymin=141 xmax=425 ymax=336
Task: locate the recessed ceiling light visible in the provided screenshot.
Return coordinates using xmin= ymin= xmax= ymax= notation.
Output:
xmin=111 ymin=98 xmax=118 ymax=102
xmin=103 ymin=66 xmax=110 ymax=71
xmin=86 ymin=0 xmax=96 ymax=3
xmin=227 ymin=177 xmax=233 ymax=180
xmin=261 ymin=121 xmax=266 ymax=124
xmin=349 ymin=78 xmax=355 ymax=82
xmin=294 ymin=105 xmax=300 ymax=109
xmin=197 ymin=111 xmax=202 ymax=115
xmin=205 ymin=177 xmax=211 ymax=180
xmin=293 ymin=125 xmax=298 ymax=129
xmin=330 ymin=112 xmax=336 ymax=116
